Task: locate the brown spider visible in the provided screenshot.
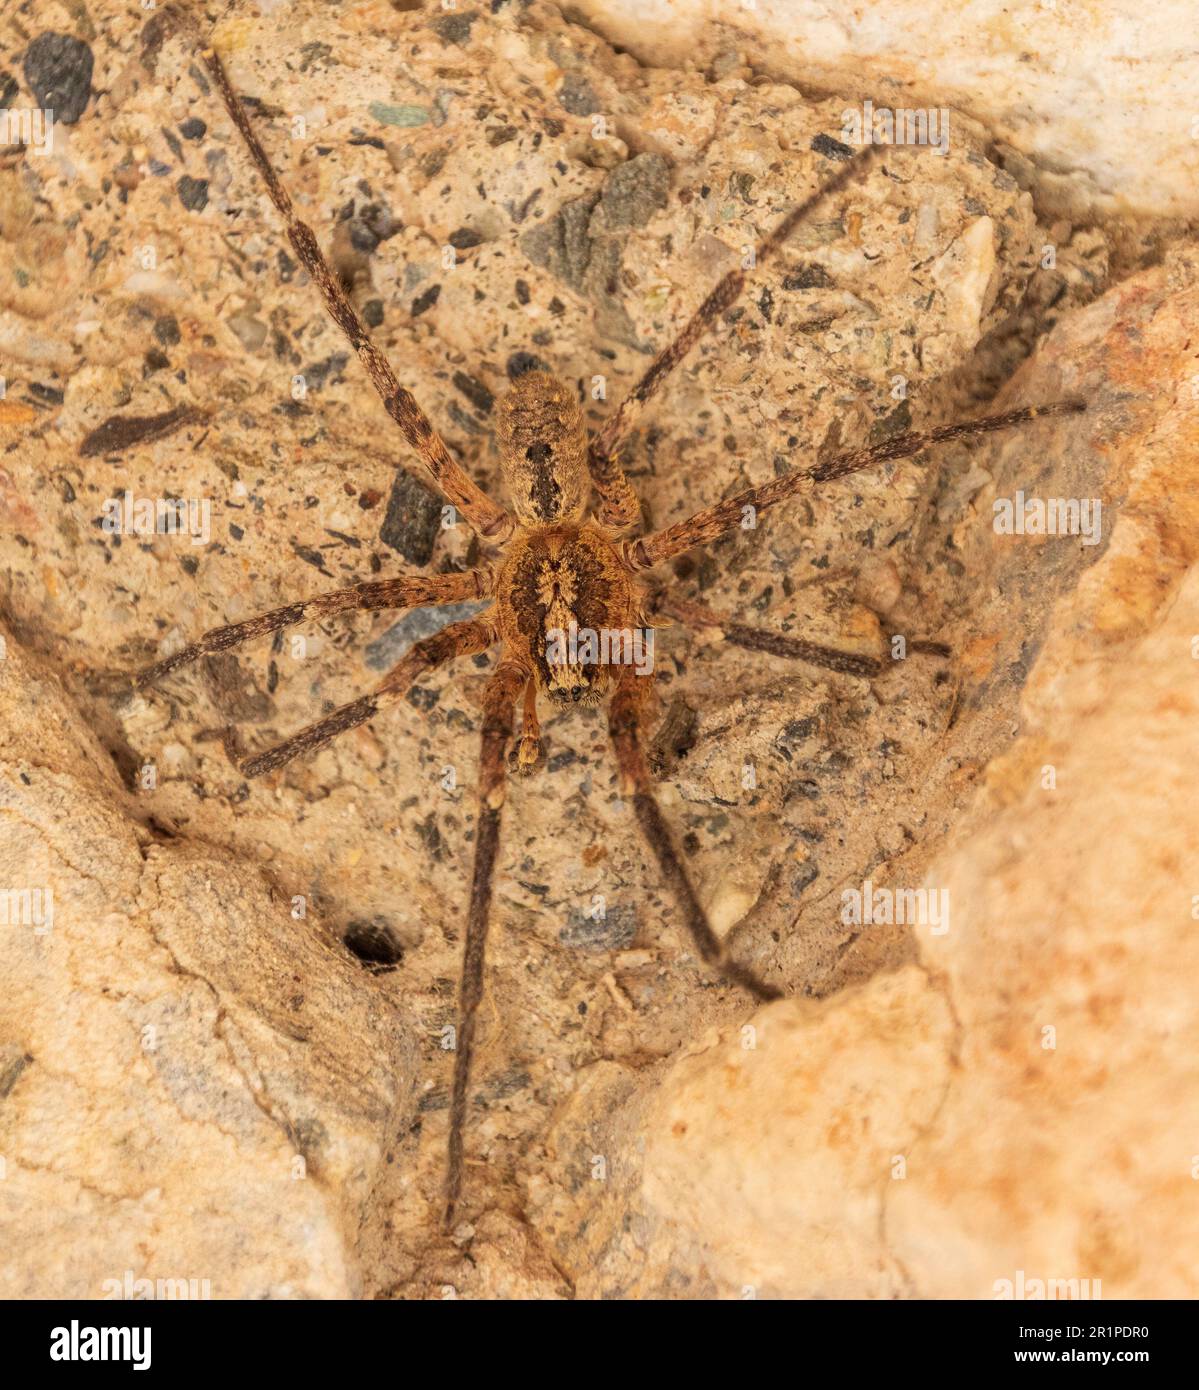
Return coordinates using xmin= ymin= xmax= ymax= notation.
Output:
xmin=142 ymin=11 xmax=1085 ymax=1228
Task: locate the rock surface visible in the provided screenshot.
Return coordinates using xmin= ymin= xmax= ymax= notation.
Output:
xmin=528 ymin=244 xmax=1199 ymax=1298
xmin=0 ymin=632 xmax=416 ymax=1298
xmin=572 ymin=0 xmax=1199 ymax=220
xmin=0 ymin=0 xmax=1193 ymax=1299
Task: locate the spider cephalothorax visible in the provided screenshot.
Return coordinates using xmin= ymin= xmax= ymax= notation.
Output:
xmin=495 ymin=523 xmax=640 ymax=713
xmin=143 ymin=8 xmax=1086 ymax=1230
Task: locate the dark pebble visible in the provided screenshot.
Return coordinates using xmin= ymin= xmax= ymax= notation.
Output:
xmin=406 ymin=686 xmax=440 ymax=713
xmin=179 ymin=117 xmax=207 ymax=141
xmin=176 ymin=175 xmax=209 ymax=211
xmin=411 ymin=284 xmax=440 ymax=316
xmin=430 ymin=12 xmax=477 ymax=46
xmin=349 ymin=220 xmax=380 ymax=253
xmin=290 ymin=541 xmax=330 ymax=575
xmin=600 ymin=152 xmax=670 ymax=229
xmin=791 ymin=862 xmax=820 ymax=895
xmin=558 ymin=903 xmax=638 ymax=952
xmin=558 ymin=71 xmax=600 ymax=117
xmin=23 ymin=33 xmax=93 ymax=125
xmin=782 ymin=263 xmax=834 ymax=290
xmin=730 ymin=170 xmax=755 ymax=203
xmin=781 ymin=716 xmax=819 ymax=743
xmin=810 ymin=132 xmax=854 ymax=161
xmin=79 ymin=404 xmax=201 ymax=458
xmin=869 ymin=398 xmax=912 ymax=442
xmin=452 ymin=370 xmax=494 ymax=415
xmin=153 ymin=314 xmax=181 ymax=346
xmin=301 ymin=352 xmax=348 ymax=390
xmin=448 ymin=227 xmax=483 ymax=250
xmin=378 ymin=469 xmax=443 ymax=565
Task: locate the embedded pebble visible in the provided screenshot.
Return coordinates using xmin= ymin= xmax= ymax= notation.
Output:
xmin=22 ymin=32 xmax=93 ymax=125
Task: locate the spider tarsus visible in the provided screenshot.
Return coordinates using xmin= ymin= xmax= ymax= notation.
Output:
xmin=240 ymin=692 xmax=382 ymax=779
xmin=907 ymin=638 xmax=952 ymax=659
xmin=729 ymin=966 xmax=784 ymax=1004
xmin=218 ymin=725 xmax=246 ymax=770
xmin=508 ymin=734 xmax=544 ymax=776
xmin=441 ymin=1198 xmax=459 ymax=1235
xmin=136 ymin=643 xmax=213 ymax=687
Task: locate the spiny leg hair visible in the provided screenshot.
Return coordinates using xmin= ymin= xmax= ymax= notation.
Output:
xmin=137 ymin=570 xmax=487 ymax=687
xmin=240 ymin=615 xmax=495 ymax=778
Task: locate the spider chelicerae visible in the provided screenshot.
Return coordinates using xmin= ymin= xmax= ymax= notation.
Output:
xmin=141 ymin=9 xmax=1084 ymax=1227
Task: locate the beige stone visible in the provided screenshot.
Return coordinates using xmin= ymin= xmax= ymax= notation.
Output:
xmin=564 ymin=244 xmax=1199 ymax=1299
xmin=643 ymin=968 xmax=954 ymax=1296
xmin=0 ymin=0 xmax=1194 ymax=1300
xmin=572 ymin=0 xmax=1199 ymax=219
xmin=0 ymin=636 xmax=416 ymax=1298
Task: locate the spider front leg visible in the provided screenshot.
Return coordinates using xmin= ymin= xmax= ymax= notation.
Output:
xmin=239 ymin=614 xmax=496 ymax=777
xmin=168 ymin=12 xmax=512 ymax=541
xmin=588 ymin=147 xmax=884 ymax=532
xmin=608 ymin=671 xmax=782 ymax=1003
xmin=136 ymin=569 xmax=488 ymax=686
xmin=445 ymin=660 xmax=528 ymax=1229
xmin=627 ymin=399 xmax=1086 ymax=571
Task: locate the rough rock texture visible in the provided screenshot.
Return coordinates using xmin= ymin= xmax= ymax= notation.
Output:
xmin=0 ymin=0 xmax=1193 ymax=1299
xmin=0 ymin=632 xmax=416 ymax=1298
xmin=524 ymin=244 xmax=1199 ymax=1298
xmin=573 ymin=0 xmax=1199 ymax=220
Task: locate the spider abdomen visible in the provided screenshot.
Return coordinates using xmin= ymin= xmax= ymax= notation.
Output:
xmin=496 ymin=371 xmax=589 ymax=526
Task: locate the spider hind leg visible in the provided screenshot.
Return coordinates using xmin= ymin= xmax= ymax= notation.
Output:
xmin=444 ymin=661 xmax=528 ymax=1230
xmin=608 ymin=673 xmax=781 ymax=1003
